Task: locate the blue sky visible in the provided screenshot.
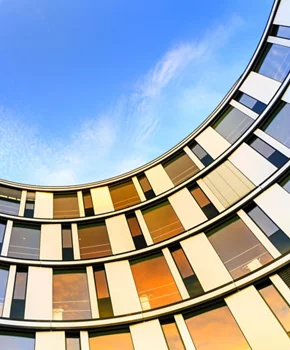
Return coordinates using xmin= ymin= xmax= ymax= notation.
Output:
xmin=0 ymin=0 xmax=273 ymax=185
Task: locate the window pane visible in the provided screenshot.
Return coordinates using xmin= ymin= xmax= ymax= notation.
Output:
xmin=185 ymin=305 xmax=250 ymax=350
xmin=66 ymin=337 xmax=81 ymax=350
xmin=83 ymin=191 xmax=94 ymax=216
xmin=78 ymin=222 xmax=112 ymax=259
xmin=89 ymin=330 xmax=134 ymax=350
xmin=0 ymin=333 xmax=35 ymax=350
xmin=131 ymin=254 xmax=181 ymax=310
xmin=208 ymin=217 xmax=273 ymax=279
xmin=190 ymin=142 xmax=213 ymax=166
xmin=0 ymin=268 xmax=8 ymax=316
xmin=0 ymin=198 xmax=20 ymax=215
xmin=283 ymin=177 xmax=290 ymax=193
xmin=163 ymin=152 xmax=199 ymax=185
xmin=94 ymin=269 xmax=113 ymax=318
xmin=162 ymin=321 xmax=185 ymax=350
xmin=53 ymin=193 xmax=79 ymax=218
xmin=8 ymin=225 xmax=40 ymax=260
xmin=53 ymin=271 xmax=91 ymax=320
xmin=0 ymin=222 xmax=6 ymax=248
xmin=276 ymin=25 xmax=290 ymax=39
xmin=142 ymin=201 xmax=184 ymax=243
xmin=236 ymin=92 xmax=266 ymax=114
xmin=110 ymin=180 xmax=140 ymax=210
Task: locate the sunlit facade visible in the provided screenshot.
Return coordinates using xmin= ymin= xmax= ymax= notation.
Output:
xmin=0 ymin=0 xmax=290 ymax=349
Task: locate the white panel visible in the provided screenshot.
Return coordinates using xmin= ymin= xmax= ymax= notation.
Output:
xmin=135 ymin=209 xmax=154 ymax=245
xmin=239 ymin=71 xmax=281 ymax=104
xmin=80 ymin=331 xmax=90 ymax=350
xmin=274 ymin=0 xmax=290 ymax=26
xmin=230 ymin=99 xmax=258 ymax=120
xmin=168 ymin=188 xmax=207 ymax=230
xmin=282 ymin=84 xmax=290 ymax=103
xmin=268 ymin=35 xmax=290 ymax=48
xmin=229 ymin=143 xmax=276 ymax=186
xmin=196 ymin=126 xmax=231 ymax=159
xmin=130 ymin=319 xmax=168 ymax=350
xmin=106 ymin=214 xmax=135 ymax=254
xmin=86 ymin=266 xmax=99 ymax=318
xmin=145 ymin=164 xmax=174 ymax=195
xmin=1 ymin=220 xmax=13 ymax=256
xmin=91 ymin=186 xmax=114 ymax=215
xmin=25 ymin=266 xmax=52 ymax=320
xmin=270 ymin=274 xmax=290 ymax=305
xmin=181 ymin=234 xmax=232 ymax=292
xmin=132 ymin=176 xmax=146 ymax=202
xmin=35 ymin=332 xmax=65 ymax=350
xmin=40 ymin=224 xmax=62 ymax=260
xmin=254 ymin=129 xmax=290 ymax=158
xmin=255 ymin=184 xmax=290 ymax=238
xmin=105 ymin=260 xmax=141 ymax=316
xmin=2 ymin=265 xmax=16 ymax=318
xmin=18 ymin=190 xmax=27 ymax=216
xmin=77 ymin=191 xmax=85 ymax=217
xmin=71 ymin=223 xmax=80 ymax=260
xmin=34 ymin=192 xmax=53 ymax=219
xmin=226 ymin=286 xmax=290 ymax=350
xmin=174 ymin=314 xmax=196 ymax=350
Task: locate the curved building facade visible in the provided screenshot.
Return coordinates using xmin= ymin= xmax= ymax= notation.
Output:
xmin=1 ymin=0 xmax=290 ymax=349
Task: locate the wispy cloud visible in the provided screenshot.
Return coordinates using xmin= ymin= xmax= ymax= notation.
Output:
xmin=0 ymin=14 xmax=248 ymax=185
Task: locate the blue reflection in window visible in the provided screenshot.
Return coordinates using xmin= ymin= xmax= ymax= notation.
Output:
xmin=0 ymin=334 xmax=34 ymax=350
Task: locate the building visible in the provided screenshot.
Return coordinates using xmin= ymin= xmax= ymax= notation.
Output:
xmin=0 ymin=0 xmax=290 ymax=348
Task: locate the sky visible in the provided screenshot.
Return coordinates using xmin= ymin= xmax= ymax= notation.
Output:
xmin=0 ymin=0 xmax=274 ymax=186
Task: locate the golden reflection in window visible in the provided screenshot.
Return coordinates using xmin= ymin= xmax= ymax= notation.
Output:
xmin=89 ymin=330 xmax=134 ymax=350
xmin=66 ymin=337 xmax=80 ymax=350
xmin=142 ymin=201 xmax=184 ymax=243
xmin=259 ymin=284 xmax=290 ymax=336
xmin=110 ymin=180 xmax=141 ymax=210
xmin=208 ymin=217 xmax=273 ymax=279
xmin=53 ymin=271 xmax=91 ymax=320
xmin=78 ymin=222 xmax=112 ymax=259
xmin=53 ymin=193 xmax=79 ymax=218
xmin=94 ymin=268 xmax=113 ymax=318
xmin=131 ymin=254 xmax=181 ymax=310
xmin=162 ymin=321 xmax=185 ymax=350
xmin=185 ymin=305 xmax=250 ymax=350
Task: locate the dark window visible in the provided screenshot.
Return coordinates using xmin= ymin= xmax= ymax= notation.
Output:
xmin=271 ymin=24 xmax=290 ymax=40
xmin=189 ymin=184 xmax=218 ymax=219
xmin=161 ymin=318 xmax=185 ymax=350
xmin=10 ymin=267 xmax=28 ymax=319
xmin=255 ymin=43 xmax=290 ymax=82
xmin=0 ymin=186 xmax=21 ymax=216
xmin=249 ymin=136 xmax=288 ymax=168
xmin=246 ymin=204 xmax=290 ymax=254
xmin=0 ymin=332 xmax=35 ymax=349
xmin=235 ymin=91 xmax=267 ymax=114
xmin=83 ymin=190 xmax=94 ymax=216
xmin=66 ymin=333 xmax=81 ymax=350
xmin=213 ymin=106 xmax=254 ymax=143
xmin=24 ymin=192 xmax=35 ymax=218
xmin=109 ymin=180 xmax=140 ymax=210
xmin=53 ymin=193 xmax=79 ymax=218
xmin=279 ymin=265 xmax=290 ymax=288
xmin=0 ymin=222 xmax=6 ymax=254
xmin=94 ymin=267 xmax=113 ymax=318
xmin=282 ymin=176 xmax=290 ymax=194
xmin=137 ymin=174 xmax=155 ymax=200
xmin=126 ymin=213 xmax=147 ymax=249
xmin=0 ymin=267 xmax=9 ymax=316
xmin=62 ymin=225 xmax=74 ymax=261
xmin=89 ymin=329 xmax=134 ymax=349
xmin=189 ymin=141 xmax=213 ymax=166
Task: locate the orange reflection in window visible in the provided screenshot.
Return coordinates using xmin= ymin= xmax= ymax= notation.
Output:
xmin=131 ymin=254 xmax=181 ymax=310
xmin=185 ymin=305 xmax=250 ymax=350
xmin=89 ymin=331 xmax=134 ymax=350
xmin=162 ymin=321 xmax=185 ymax=350
xmin=110 ymin=180 xmax=140 ymax=210
xmin=53 ymin=193 xmax=79 ymax=218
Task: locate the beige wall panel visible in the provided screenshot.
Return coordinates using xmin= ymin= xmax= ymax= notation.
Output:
xmin=239 ymin=71 xmax=281 ymax=104
xmin=71 ymin=223 xmax=80 ymax=260
xmin=91 ymin=186 xmax=114 ymax=215
xmin=145 ymin=164 xmax=174 ymax=195
xmin=86 ymin=266 xmax=99 ymax=319
xmin=168 ymin=188 xmax=207 ymax=230
xmin=40 ymin=224 xmax=62 ymax=260
xmin=25 ymin=266 xmax=52 ymax=320
xmin=106 ymin=214 xmax=135 ymax=254
xmin=77 ymin=191 xmax=85 ymax=217
xmin=282 ymin=84 xmax=290 ymax=104
xmin=34 ymin=192 xmax=53 ymax=219
xmin=80 ymin=331 xmax=90 ymax=350
xmin=274 ymin=0 xmax=290 ymax=26
xmin=270 ymin=274 xmax=290 ymax=306
xmin=1 ymin=220 xmax=13 ymax=256
xmin=2 ymin=265 xmax=16 ymax=318
xmin=226 ymin=286 xmax=290 ymax=350
xmin=255 ymin=184 xmax=290 ymax=238
xmin=35 ymin=332 xmax=65 ymax=350
xmin=195 ymin=126 xmax=231 ymax=159
xmin=105 ymin=260 xmax=141 ymax=316
xmin=132 ymin=176 xmax=146 ymax=202
xmin=181 ymin=233 xmax=232 ymax=292
xmin=18 ymin=190 xmax=27 ymax=216
xmin=184 ymin=145 xmax=205 ymax=170
xmin=229 ymin=143 xmax=276 ymax=186
xmin=174 ymin=314 xmax=196 ymax=350
xmin=130 ymin=319 xmax=168 ymax=350
xmin=135 ymin=209 xmax=153 ymax=245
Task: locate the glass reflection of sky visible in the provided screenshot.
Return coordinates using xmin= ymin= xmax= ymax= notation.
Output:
xmin=0 ymin=334 xmax=34 ymax=350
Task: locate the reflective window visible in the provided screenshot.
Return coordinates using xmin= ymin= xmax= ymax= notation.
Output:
xmin=24 ymin=192 xmax=35 ymax=218
xmin=89 ymin=329 xmax=134 ymax=350
xmin=279 ymin=264 xmax=290 ymax=289
xmin=53 ymin=270 xmax=91 ymax=320
xmin=189 ymin=141 xmax=213 ymax=166
xmin=83 ymin=190 xmax=94 ymax=216
xmin=131 ymin=253 xmax=181 ymax=310
xmin=78 ymin=222 xmax=112 ymax=259
xmin=0 ymin=222 xmax=6 ymax=253
xmin=207 ymin=217 xmax=273 ymax=279
xmin=53 ymin=193 xmax=79 ymax=218
xmin=163 ymin=152 xmax=199 ymax=186
xmin=259 ymin=284 xmax=290 ymax=337
xmin=189 ymin=184 xmax=218 ymax=219
xmin=0 ymin=267 xmax=8 ymax=316
xmin=0 ymin=186 xmax=21 ymax=215
xmin=185 ymin=304 xmax=250 ymax=350
xmin=8 ymin=224 xmax=40 ymax=260
xmin=246 ymin=204 xmax=290 ymax=254
xmin=126 ymin=213 xmax=147 ymax=249
xmin=109 ymin=180 xmax=140 ymax=210
xmin=235 ymin=91 xmax=266 ymax=114
xmin=94 ymin=267 xmax=113 ymax=318
xmin=271 ymin=25 xmax=290 ymax=40
xmin=0 ymin=333 xmax=35 ymax=350
xmin=66 ymin=334 xmax=81 ymax=350
xmin=138 ymin=174 xmax=155 ymax=200
xmin=256 ymin=43 xmax=290 ymax=82
xmin=62 ymin=225 xmax=74 ymax=261
xmin=213 ymin=106 xmax=254 ymax=144
xmin=10 ymin=268 xmax=28 ymax=319
xmin=162 ymin=319 xmax=185 ymax=350
xmin=282 ymin=176 xmax=290 ymax=193
xmin=263 ymin=102 xmax=290 ymax=149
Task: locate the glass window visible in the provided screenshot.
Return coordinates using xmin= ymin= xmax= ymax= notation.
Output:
xmin=263 ymin=102 xmax=290 ymax=149
xmin=126 ymin=213 xmax=147 ymax=249
xmin=53 ymin=193 xmax=79 ymax=218
xmin=185 ymin=304 xmax=250 ymax=350
xmin=189 ymin=141 xmax=213 ymax=166
xmin=83 ymin=190 xmax=94 ymax=216
xmin=161 ymin=319 xmax=185 ymax=350
xmin=213 ymin=106 xmax=254 ymax=144
xmin=282 ymin=176 xmax=290 ymax=193
xmin=8 ymin=224 xmax=40 ymax=260
xmin=256 ymin=43 xmax=290 ymax=82
xmin=138 ymin=174 xmax=155 ymax=200
xmin=189 ymin=185 xmax=218 ymax=219
xmin=163 ymin=152 xmax=199 ymax=186
xmin=0 ymin=222 xmax=6 ymax=253
xmin=259 ymin=284 xmax=290 ymax=337
xmin=246 ymin=204 xmax=290 ymax=254
xmin=24 ymin=192 xmax=35 ymax=218
xmin=62 ymin=225 xmax=74 ymax=261
xmin=235 ymin=91 xmax=266 ymax=114
xmin=272 ymin=25 xmax=290 ymax=40
xmin=142 ymin=201 xmax=184 ymax=243
xmin=0 ymin=267 xmax=8 ymax=316
xmin=78 ymin=222 xmax=112 ymax=259
xmin=0 ymin=333 xmax=35 ymax=350
xmin=53 ymin=270 xmax=91 ymax=320
xmin=207 ymin=217 xmax=273 ymax=279
xmin=94 ymin=267 xmax=113 ymax=318
xmin=109 ymin=180 xmax=140 ymax=210
xmin=0 ymin=186 xmax=21 ymax=215
xmin=66 ymin=334 xmax=81 ymax=350
xmin=89 ymin=329 xmax=134 ymax=350
xmin=131 ymin=253 xmax=181 ymax=310
xmin=10 ymin=268 xmax=28 ymax=319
